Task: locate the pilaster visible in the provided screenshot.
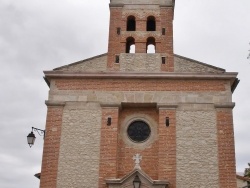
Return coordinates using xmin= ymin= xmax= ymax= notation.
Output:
xmin=157 ymin=104 xmax=177 ymax=188
xmin=40 ymin=101 xmax=65 ymax=188
xmin=98 ymin=104 xmax=121 ymax=188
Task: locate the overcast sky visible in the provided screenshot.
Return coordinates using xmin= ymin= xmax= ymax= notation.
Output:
xmin=0 ymin=0 xmax=249 ymax=187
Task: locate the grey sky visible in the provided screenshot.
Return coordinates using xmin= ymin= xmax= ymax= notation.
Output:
xmin=0 ymin=0 xmax=249 ymax=187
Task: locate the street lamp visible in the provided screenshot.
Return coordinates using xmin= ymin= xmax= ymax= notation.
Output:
xmin=27 ymin=127 xmax=45 ymax=148
xmin=133 ymin=175 xmax=141 ymax=188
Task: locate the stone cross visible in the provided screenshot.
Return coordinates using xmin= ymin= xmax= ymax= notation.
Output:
xmin=133 ymin=154 xmax=142 ymax=169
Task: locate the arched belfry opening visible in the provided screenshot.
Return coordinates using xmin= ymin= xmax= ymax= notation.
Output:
xmin=127 ymin=16 xmax=136 ymax=31
xmin=146 ymin=37 xmax=156 ymax=53
xmin=126 ymin=37 xmax=135 ymax=53
xmin=147 ymin=16 xmax=156 ymax=31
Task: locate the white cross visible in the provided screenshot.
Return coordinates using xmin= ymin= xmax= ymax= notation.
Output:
xmin=133 ymin=154 xmax=142 ymax=169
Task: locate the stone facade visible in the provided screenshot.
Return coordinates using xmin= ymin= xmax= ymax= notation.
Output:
xmin=54 ymin=54 xmax=225 ymax=74
xmin=39 ymin=0 xmax=239 ymax=188
xmin=54 ymin=54 xmax=107 ymax=72
xmin=174 ymin=55 xmax=225 ymax=73
xmin=119 ymin=53 xmax=162 ymax=72
xmin=56 ymin=102 xmax=101 ymax=188
xmin=176 ymin=107 xmax=219 ymax=187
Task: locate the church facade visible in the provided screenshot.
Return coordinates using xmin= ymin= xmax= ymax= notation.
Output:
xmin=40 ymin=0 xmax=239 ymax=187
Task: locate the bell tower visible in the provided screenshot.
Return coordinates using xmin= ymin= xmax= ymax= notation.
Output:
xmin=107 ymin=0 xmax=175 ymax=71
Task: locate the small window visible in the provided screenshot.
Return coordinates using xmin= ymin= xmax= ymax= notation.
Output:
xmin=162 ymin=57 xmax=166 ymax=64
xmin=126 ymin=37 xmax=135 ymax=53
xmin=127 ymin=16 xmax=136 ymax=31
xmin=115 ymin=55 xmax=120 ymax=63
xmin=117 ymin=27 xmax=121 ymax=35
xmin=162 ymin=28 xmax=166 ymax=35
xmin=147 ymin=16 xmax=156 ymax=31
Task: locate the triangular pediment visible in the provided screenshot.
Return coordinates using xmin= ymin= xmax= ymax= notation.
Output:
xmin=174 ymin=54 xmax=225 ymax=73
xmin=54 ymin=53 xmax=107 ymax=72
xmin=51 ymin=53 xmax=225 ymax=74
xmin=106 ymin=169 xmax=169 ymax=188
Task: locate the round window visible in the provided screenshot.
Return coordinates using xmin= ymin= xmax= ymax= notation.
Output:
xmin=127 ymin=120 xmax=151 ymax=142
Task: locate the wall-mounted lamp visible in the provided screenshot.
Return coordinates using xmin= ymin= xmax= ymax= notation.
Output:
xmin=166 ymin=117 xmax=170 ymax=127
xmin=107 ymin=117 xmax=112 ymax=126
xmin=133 ymin=175 xmax=141 ymax=188
xmin=27 ymin=127 xmax=45 ymax=148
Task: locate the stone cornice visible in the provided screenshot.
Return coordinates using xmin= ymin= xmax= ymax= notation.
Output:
xmin=109 ymin=3 xmax=123 ymax=8
xmin=157 ymin=103 xmax=178 ymax=110
xmin=45 ymin=100 xmax=66 ymax=107
xmin=109 ymin=0 xmax=173 ymax=7
xmin=44 ymin=71 xmax=238 ymax=81
xmin=214 ymin=103 xmax=235 ymax=109
xmin=100 ymin=102 xmax=122 ymax=109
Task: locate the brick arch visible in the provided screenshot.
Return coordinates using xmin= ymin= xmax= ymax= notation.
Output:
xmin=147 ymin=37 xmax=156 ymax=53
xmin=126 ymin=37 xmax=135 ymax=53
xmin=127 ymin=15 xmax=136 ymax=31
xmin=147 ymin=16 xmax=156 ymax=31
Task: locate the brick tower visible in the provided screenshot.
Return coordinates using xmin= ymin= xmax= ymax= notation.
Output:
xmin=107 ymin=0 xmax=174 ymax=72
xmin=40 ymin=0 xmax=239 ymax=187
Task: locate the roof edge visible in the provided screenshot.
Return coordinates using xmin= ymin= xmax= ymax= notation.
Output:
xmin=53 ymin=53 xmax=107 ymax=71
xmin=44 ymin=71 xmax=238 ymax=80
xmin=237 ymin=174 xmax=250 ymax=181
xmin=174 ymin=54 xmax=226 ymax=72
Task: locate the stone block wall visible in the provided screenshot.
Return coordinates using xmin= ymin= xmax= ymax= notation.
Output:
xmin=56 ymin=102 xmax=102 ymax=188
xmin=174 ymin=55 xmax=225 ymax=73
xmin=56 ymin=54 xmax=107 ymax=72
xmin=176 ymin=105 xmax=219 ymax=188
xmin=119 ymin=53 xmax=162 ymax=72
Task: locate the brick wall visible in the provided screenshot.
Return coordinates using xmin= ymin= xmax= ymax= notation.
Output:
xmin=99 ymin=107 xmax=120 ymax=188
xmin=55 ymin=79 xmax=227 ymax=92
xmin=107 ymin=6 xmax=174 ymax=71
xmin=217 ymin=109 xmax=237 ymax=187
xmin=117 ymin=108 xmax=159 ymax=179
xmin=98 ymin=106 xmax=177 ymax=187
xmin=40 ymin=105 xmax=64 ymax=188
xmin=158 ymin=108 xmax=176 ymax=188
xmin=160 ymin=7 xmax=174 ymax=71
xmin=107 ymin=7 xmax=123 ymax=69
